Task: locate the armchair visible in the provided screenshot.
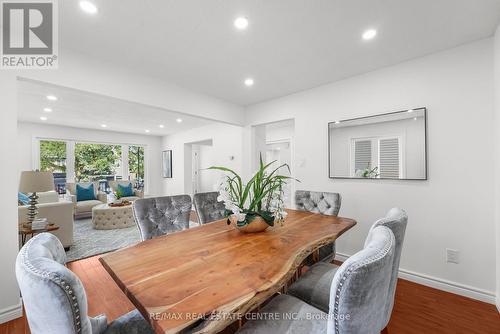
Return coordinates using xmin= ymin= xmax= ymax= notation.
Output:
xmin=109 ymin=180 xmax=143 ymax=202
xmin=66 ymin=182 xmax=107 ymax=219
xmin=18 ymin=191 xmax=74 ymax=249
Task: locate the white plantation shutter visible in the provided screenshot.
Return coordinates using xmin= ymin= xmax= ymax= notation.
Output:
xmin=354 ymin=140 xmax=372 ymax=172
xmin=379 ymin=138 xmax=400 ymax=178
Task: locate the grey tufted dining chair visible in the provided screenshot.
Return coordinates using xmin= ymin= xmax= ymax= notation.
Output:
xmin=16 ymin=233 xmax=154 ymax=334
xmin=237 ymin=226 xmax=396 ymax=334
xmin=133 ymin=195 xmax=192 ymax=241
xmin=366 ymin=208 xmax=408 ymax=329
xmin=288 ymin=208 xmax=408 ymax=322
xmin=295 ymin=190 xmax=342 ymax=263
xmin=193 ymin=192 xmax=226 ymax=224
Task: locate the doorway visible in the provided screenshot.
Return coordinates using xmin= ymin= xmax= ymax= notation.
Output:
xmin=185 ymin=139 xmax=214 ymax=197
xmin=252 ymin=119 xmax=295 ymax=208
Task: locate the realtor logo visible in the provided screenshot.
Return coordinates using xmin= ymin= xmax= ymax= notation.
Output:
xmin=1 ymin=0 xmax=58 ymax=69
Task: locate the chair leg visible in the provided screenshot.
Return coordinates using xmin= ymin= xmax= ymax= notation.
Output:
xmin=381 ymin=327 xmax=389 ymax=334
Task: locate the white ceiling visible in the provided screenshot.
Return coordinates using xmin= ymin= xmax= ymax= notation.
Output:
xmin=59 ymin=0 xmax=500 ymax=106
xmin=17 ymin=79 xmax=215 ymax=135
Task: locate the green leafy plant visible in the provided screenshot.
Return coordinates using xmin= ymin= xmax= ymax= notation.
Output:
xmin=355 ymin=165 xmax=380 ymax=178
xmin=209 ymin=154 xmax=298 ymax=227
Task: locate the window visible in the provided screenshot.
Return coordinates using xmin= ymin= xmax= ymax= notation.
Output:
xmin=74 ymin=143 xmax=121 ymax=182
xmin=351 ymin=136 xmax=403 ymax=178
xmin=36 ymin=139 xmax=148 ymax=193
xmin=128 ymin=145 xmax=145 ymax=184
xmin=39 ymin=140 xmax=66 ymax=173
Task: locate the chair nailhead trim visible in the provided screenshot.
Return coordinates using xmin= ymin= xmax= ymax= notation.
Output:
xmin=332 ymin=228 xmax=394 ymax=333
xmin=20 ymin=239 xmax=83 ymax=334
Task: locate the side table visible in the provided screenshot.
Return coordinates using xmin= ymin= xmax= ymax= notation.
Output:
xmin=19 ymin=223 xmax=60 ymax=246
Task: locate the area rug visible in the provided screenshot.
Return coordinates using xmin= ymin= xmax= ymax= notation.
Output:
xmin=65 ymin=218 xmax=141 ymax=262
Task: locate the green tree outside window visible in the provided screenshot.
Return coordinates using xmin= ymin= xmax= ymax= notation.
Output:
xmin=75 ymin=143 xmax=121 ymax=182
xmin=40 ymin=140 xmax=66 ymax=173
xmin=129 ymin=145 xmax=144 ymax=181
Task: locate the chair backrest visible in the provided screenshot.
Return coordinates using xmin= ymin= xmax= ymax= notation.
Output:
xmin=65 ymin=182 xmax=99 ymax=196
xmin=133 ymin=195 xmax=192 ymax=240
xmin=365 ymin=208 xmax=408 ymax=328
xmin=193 ymin=192 xmax=225 ymax=224
xmin=295 ymin=190 xmax=341 ymax=216
xmin=37 ymin=191 xmax=60 ymax=204
xmin=108 ymin=180 xmax=133 ymax=192
xmin=327 ymin=226 xmax=395 ymax=334
xmin=16 ymin=233 xmax=105 ymax=334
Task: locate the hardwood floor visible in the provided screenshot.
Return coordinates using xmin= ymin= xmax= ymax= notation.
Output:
xmin=1 ymin=255 xmax=499 ymax=334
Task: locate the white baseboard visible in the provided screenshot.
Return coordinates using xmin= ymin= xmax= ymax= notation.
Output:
xmin=0 ymin=299 xmax=23 ymax=324
xmin=496 ymin=296 xmax=500 ymax=313
xmin=335 ymin=252 xmax=496 ymax=305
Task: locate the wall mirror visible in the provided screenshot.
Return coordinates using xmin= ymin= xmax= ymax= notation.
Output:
xmin=328 ymin=108 xmax=427 ymax=180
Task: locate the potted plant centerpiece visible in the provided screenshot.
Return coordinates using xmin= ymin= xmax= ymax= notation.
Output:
xmin=209 ymin=156 xmax=297 ymax=233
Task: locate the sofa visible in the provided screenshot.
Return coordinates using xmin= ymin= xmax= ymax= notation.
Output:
xmin=109 ymin=180 xmax=144 ymax=202
xmin=18 ymin=191 xmax=74 ymax=249
xmin=65 ymin=182 xmax=107 ymax=219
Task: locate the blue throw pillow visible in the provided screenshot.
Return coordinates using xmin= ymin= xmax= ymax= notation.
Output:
xmin=76 ymin=183 xmax=96 ymax=202
xmin=116 ymin=183 xmax=134 ymax=198
xmin=18 ymin=192 xmax=30 ymax=205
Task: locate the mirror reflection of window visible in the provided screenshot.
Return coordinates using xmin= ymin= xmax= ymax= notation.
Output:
xmin=353 ymin=139 xmax=372 ymax=175
xmin=379 ymin=138 xmax=400 ymax=178
xmin=329 ymin=108 xmax=426 ymax=180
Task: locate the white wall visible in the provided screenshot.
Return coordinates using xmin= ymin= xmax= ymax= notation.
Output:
xmin=17 ymin=122 xmax=164 ymax=196
xmin=162 ymin=123 xmax=244 ymax=195
xmin=265 ymin=120 xmax=295 ymax=143
xmin=0 ymin=74 xmax=23 ymax=323
xmin=494 ymin=25 xmax=500 ymax=311
xmin=245 ymin=39 xmax=496 ymax=302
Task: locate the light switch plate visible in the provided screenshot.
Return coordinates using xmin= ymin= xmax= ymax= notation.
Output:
xmin=446 ymin=248 xmax=460 ymax=264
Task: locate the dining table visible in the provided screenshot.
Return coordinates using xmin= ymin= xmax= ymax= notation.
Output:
xmin=99 ymin=208 xmax=356 ymax=334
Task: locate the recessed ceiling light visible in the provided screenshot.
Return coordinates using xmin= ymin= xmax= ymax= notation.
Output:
xmin=176 ymin=118 xmax=183 ymax=123
xmin=79 ymin=1 xmax=98 ymax=14
xmin=145 ymin=129 xmax=150 ymax=133
xmin=46 ymin=95 xmax=57 ymax=101
xmin=159 ymin=124 xmax=165 ymax=128
xmin=362 ymin=29 xmax=377 ymax=41
xmin=234 ymin=17 xmax=249 ymax=30
xmin=40 ymin=116 xmax=47 ymax=121
xmin=413 ymin=117 xmax=417 ymax=121
xmin=408 ymin=109 xmax=414 ymax=113
xmin=244 ymin=78 xmax=254 ymax=87
xmin=43 ymin=108 xmax=52 ymax=113
xmin=100 ymin=124 xmax=107 ymax=128
xmin=335 ymin=121 xmax=340 ymax=124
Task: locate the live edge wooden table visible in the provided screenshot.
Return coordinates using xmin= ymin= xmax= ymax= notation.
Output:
xmin=100 ymin=209 xmax=356 ymax=334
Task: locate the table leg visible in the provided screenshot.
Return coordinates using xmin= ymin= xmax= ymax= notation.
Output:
xmin=312 ymin=249 xmax=320 ymax=262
